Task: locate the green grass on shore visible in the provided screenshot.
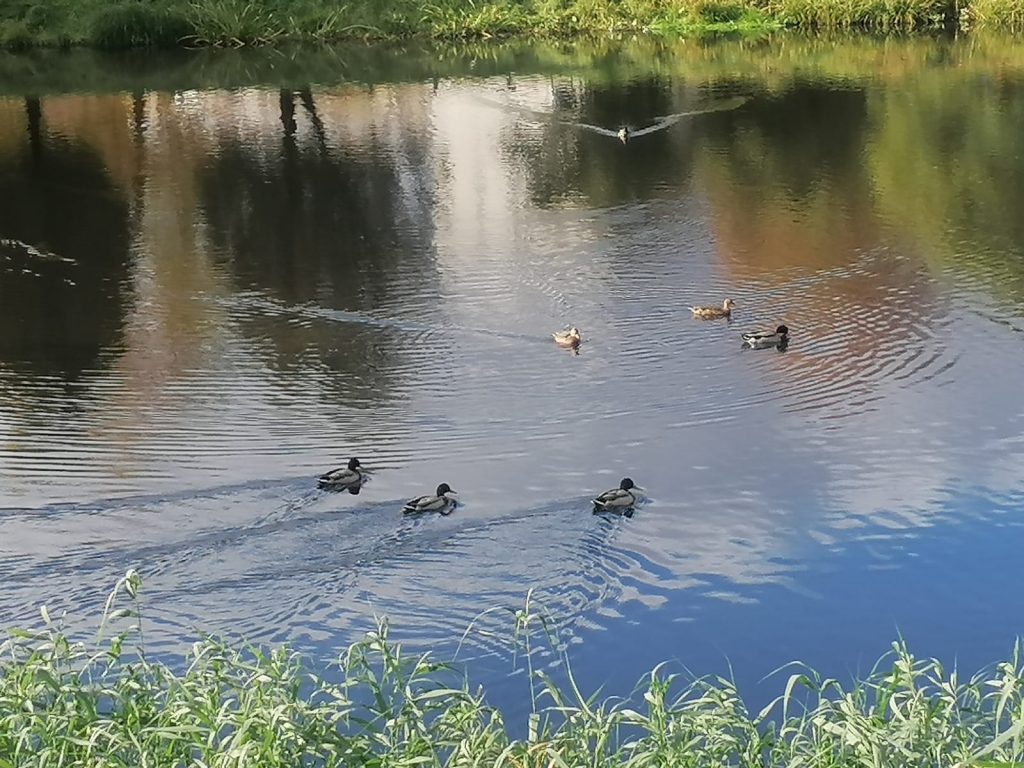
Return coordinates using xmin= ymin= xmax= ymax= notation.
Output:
xmin=3 ymin=571 xmax=1024 ymax=767
xmin=0 ymin=0 xmax=1022 ymax=49
xmin=0 ymin=0 xmax=774 ymax=49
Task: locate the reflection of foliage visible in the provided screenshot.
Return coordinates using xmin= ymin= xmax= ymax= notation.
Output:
xmin=0 ymin=99 xmax=130 ymax=377
xmin=196 ymin=92 xmax=437 ymax=404
xmin=868 ymin=74 xmax=1024 ymax=303
xmin=705 ymin=84 xmax=868 ymax=198
xmin=199 ymin=138 xmax=427 ymax=309
xmin=695 ymin=84 xmax=874 ymax=277
xmin=690 ymin=49 xmax=1024 ymax=311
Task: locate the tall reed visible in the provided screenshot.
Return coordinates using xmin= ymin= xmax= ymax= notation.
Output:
xmin=2 ymin=573 xmax=1024 ymax=767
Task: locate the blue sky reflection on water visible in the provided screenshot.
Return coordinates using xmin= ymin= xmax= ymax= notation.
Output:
xmin=456 ymin=486 xmax=1024 ymax=725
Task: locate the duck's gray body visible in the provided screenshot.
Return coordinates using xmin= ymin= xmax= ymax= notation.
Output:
xmin=742 ymin=325 xmax=789 ymax=349
xmin=318 ymin=458 xmax=365 ymax=491
xmin=553 ymin=327 xmax=581 ymax=348
xmin=592 ymin=478 xmax=644 ymax=512
xmin=403 ymin=483 xmax=458 ymax=515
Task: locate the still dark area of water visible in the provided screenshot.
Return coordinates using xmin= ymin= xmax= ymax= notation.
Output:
xmin=2 ymin=33 xmax=1024 ymax=721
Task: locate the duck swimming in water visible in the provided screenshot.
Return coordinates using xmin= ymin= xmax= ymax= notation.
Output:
xmin=402 ymin=483 xmax=459 ymax=515
xmin=690 ymin=298 xmax=735 ymax=320
xmin=318 ymin=457 xmax=366 ymax=492
xmin=617 ymin=127 xmax=629 ymax=143
xmin=552 ymin=327 xmax=581 ymax=349
xmin=742 ymin=324 xmax=789 ymax=349
xmin=593 ymin=477 xmax=645 ymax=512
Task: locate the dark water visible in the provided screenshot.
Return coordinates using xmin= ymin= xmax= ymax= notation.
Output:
xmin=3 ymin=34 xmax=1024 ymax=719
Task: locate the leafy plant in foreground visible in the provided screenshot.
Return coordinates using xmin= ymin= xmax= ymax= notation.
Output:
xmin=3 ymin=573 xmax=1024 ymax=766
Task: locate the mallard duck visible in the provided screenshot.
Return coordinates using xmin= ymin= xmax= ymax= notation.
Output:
xmin=402 ymin=483 xmax=458 ymax=515
xmin=318 ymin=457 xmax=366 ymax=492
xmin=742 ymin=324 xmax=789 ymax=349
xmin=617 ymin=127 xmax=630 ymax=143
xmin=552 ymin=327 xmax=581 ymax=348
xmin=690 ymin=298 xmax=735 ymax=320
xmin=593 ymin=477 xmax=645 ymax=512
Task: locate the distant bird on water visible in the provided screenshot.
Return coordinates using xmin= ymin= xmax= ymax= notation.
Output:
xmin=690 ymin=298 xmax=735 ymax=320
xmin=552 ymin=327 xmax=581 ymax=349
xmin=742 ymin=324 xmax=789 ymax=349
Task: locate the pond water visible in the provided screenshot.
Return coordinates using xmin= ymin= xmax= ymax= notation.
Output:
xmin=2 ymin=34 xmax=1024 ymax=720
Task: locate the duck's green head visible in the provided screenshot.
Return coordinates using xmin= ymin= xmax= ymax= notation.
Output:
xmin=437 ymin=483 xmax=455 ymax=496
xmin=620 ymin=477 xmax=635 ymax=490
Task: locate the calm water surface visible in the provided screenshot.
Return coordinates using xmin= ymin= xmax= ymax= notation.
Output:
xmin=2 ymin=34 xmax=1024 ymax=717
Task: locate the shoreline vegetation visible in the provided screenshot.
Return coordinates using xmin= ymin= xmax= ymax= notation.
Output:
xmin=0 ymin=0 xmax=1023 ymax=50
xmin=4 ymin=32 xmax=1024 ymax=97
xmin=2 ymin=575 xmax=1024 ymax=766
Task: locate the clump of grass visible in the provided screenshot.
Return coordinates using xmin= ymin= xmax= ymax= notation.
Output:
xmin=0 ymin=0 xmax=73 ymax=48
xmin=420 ymin=0 xmax=531 ymax=40
xmin=697 ymin=0 xmax=748 ymax=22
xmin=4 ymin=574 xmax=1024 ymax=767
xmin=184 ymin=0 xmax=283 ymax=46
xmin=762 ymin=0 xmax=950 ymax=29
xmin=0 ymin=19 xmax=36 ymax=49
xmin=91 ymin=2 xmax=193 ymax=48
xmin=282 ymin=6 xmax=381 ymax=42
xmin=963 ymin=0 xmax=1024 ymax=26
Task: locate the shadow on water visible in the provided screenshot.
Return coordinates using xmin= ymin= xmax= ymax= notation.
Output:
xmin=196 ymin=86 xmax=441 ymax=406
xmin=703 ymin=84 xmax=869 ymax=204
xmin=0 ymin=97 xmax=131 ymax=379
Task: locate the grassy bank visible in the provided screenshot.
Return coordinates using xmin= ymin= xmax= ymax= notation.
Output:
xmin=0 ymin=0 xmax=1022 ymax=50
xmin=4 ymin=31 xmax=1024 ymax=95
xmin=3 ymin=573 xmax=1024 ymax=767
